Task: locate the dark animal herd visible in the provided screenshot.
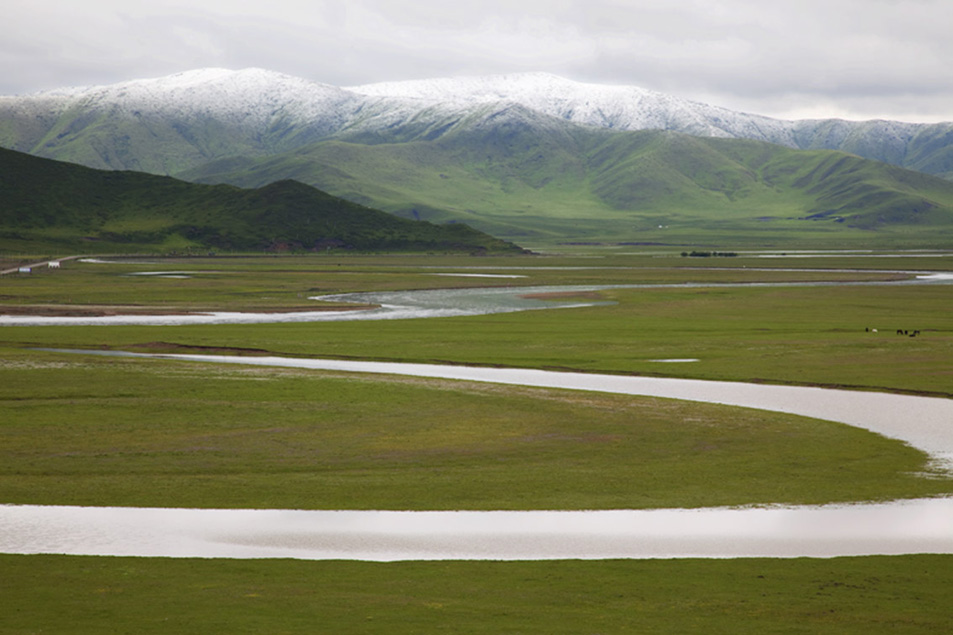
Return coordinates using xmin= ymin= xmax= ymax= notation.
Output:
xmin=864 ymin=328 xmax=921 ymax=337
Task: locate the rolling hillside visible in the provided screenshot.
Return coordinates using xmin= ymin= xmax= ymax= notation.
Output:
xmin=0 ymin=147 xmax=523 ymax=254
xmin=181 ymin=127 xmax=953 ymax=247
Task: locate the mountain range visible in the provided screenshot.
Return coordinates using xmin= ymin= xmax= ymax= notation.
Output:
xmin=3 ymin=68 xmax=953 ymax=246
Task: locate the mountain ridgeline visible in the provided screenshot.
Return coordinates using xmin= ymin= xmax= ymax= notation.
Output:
xmin=4 ymin=69 xmax=953 ymax=179
xmin=0 ymin=147 xmax=523 ymax=254
xmin=3 ymin=68 xmax=953 ymax=246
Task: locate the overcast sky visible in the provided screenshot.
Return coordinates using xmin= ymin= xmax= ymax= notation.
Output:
xmin=4 ymin=0 xmax=952 ymax=122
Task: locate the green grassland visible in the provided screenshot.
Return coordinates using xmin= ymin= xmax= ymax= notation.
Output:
xmin=2 ymin=251 xmax=952 ymax=633
xmin=3 ymin=555 xmax=952 ymax=634
xmin=3 ymin=348 xmax=949 ymax=510
xmin=3 ymin=253 xmax=951 ymax=395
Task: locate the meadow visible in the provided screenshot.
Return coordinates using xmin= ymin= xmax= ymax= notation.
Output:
xmin=1 ymin=249 xmax=952 ymax=632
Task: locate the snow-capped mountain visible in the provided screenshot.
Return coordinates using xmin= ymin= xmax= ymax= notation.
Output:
xmin=5 ymin=68 xmax=953 ymax=246
xmin=1 ymin=68 xmax=951 ymax=179
xmin=349 ymin=72 xmax=797 ymax=142
xmin=348 ymin=72 xmax=953 ymax=177
xmin=3 ymin=68 xmax=364 ymax=146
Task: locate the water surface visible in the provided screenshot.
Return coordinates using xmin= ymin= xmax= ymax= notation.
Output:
xmin=6 ymin=274 xmax=953 ymax=560
xmin=4 ymin=274 xmax=951 ymax=326
xmin=3 ymin=499 xmax=952 ymax=561
xmin=6 ymin=350 xmax=951 ymax=561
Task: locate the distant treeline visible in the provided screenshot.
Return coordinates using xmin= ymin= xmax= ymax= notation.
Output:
xmin=681 ymin=251 xmax=738 ymax=258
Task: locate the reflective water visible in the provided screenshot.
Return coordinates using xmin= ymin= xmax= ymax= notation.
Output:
xmin=3 ymin=499 xmax=952 ymax=561
xmin=5 ymin=273 xmax=953 ymax=560
xmin=3 ymin=274 xmax=951 ymax=326
xmin=0 ymin=285 xmax=610 ymax=326
xmin=5 ymin=350 xmax=951 ymax=561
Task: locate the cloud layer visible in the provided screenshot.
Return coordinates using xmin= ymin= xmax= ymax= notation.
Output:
xmin=4 ymin=0 xmax=952 ymax=122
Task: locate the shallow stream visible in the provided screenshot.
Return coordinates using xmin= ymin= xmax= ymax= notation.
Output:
xmin=2 ymin=272 xmax=952 ymax=326
xmin=4 ymin=270 xmax=952 ymax=560
xmin=4 ymin=351 xmax=952 ymax=561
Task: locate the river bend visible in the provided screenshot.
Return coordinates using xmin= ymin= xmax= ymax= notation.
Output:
xmin=3 ymin=351 xmax=952 ymax=561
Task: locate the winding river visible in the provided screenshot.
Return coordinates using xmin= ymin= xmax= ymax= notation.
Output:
xmin=2 ymin=272 xmax=952 ymax=560
xmin=3 ymin=351 xmax=953 ymax=561
xmin=2 ymin=272 xmax=952 ymax=327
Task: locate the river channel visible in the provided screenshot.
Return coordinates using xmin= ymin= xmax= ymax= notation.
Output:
xmin=2 ymin=272 xmax=952 ymax=327
xmin=3 ymin=351 xmax=953 ymax=561
xmin=2 ymin=272 xmax=952 ymax=560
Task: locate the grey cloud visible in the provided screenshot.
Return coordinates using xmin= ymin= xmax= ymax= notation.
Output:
xmin=2 ymin=0 xmax=952 ymax=121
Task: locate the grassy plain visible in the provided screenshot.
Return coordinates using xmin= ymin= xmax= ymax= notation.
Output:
xmin=3 ymin=554 xmax=952 ymax=634
xmin=3 ymin=348 xmax=950 ymax=511
xmin=2 ymin=250 xmax=952 ymax=633
xmin=2 ymin=251 xmax=951 ymax=394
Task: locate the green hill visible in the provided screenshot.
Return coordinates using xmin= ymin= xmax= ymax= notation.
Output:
xmin=180 ymin=128 xmax=953 ymax=248
xmin=0 ymin=147 xmax=523 ymax=254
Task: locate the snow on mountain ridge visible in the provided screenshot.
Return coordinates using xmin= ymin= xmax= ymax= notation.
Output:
xmin=4 ymin=68 xmax=915 ymax=146
xmin=347 ymin=72 xmax=598 ymax=103
xmin=348 ymin=71 xmax=799 ymax=143
xmin=20 ymin=68 xmax=363 ymax=128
